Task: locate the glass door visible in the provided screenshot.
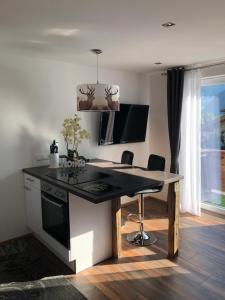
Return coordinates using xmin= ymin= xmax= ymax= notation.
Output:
xmin=201 ymin=76 xmax=225 ymax=209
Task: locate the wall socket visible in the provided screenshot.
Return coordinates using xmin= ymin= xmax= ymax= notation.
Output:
xmin=34 ymin=154 xmax=49 ymax=166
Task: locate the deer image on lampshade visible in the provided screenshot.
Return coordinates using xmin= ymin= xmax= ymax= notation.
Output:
xmin=77 ymin=49 xmax=120 ymax=111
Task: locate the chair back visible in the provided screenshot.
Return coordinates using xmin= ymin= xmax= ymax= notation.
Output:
xmin=121 ymin=151 xmax=134 ymax=165
xmin=147 ymin=154 xmax=165 ymax=171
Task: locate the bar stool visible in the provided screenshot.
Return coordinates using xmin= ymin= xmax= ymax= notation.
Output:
xmin=127 ymin=154 xmax=165 ymax=246
xmin=121 ymin=151 xmax=134 ymax=228
xmin=121 ymin=151 xmax=134 ymax=165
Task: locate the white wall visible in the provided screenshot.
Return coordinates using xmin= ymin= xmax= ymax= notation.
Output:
xmin=201 ymin=64 xmax=225 ymax=78
xmin=0 ymin=53 xmax=148 ymax=242
xmin=139 ymin=71 xmax=170 ymax=201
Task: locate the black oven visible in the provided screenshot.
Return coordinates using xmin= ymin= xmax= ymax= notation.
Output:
xmin=41 ymin=181 xmax=70 ymax=249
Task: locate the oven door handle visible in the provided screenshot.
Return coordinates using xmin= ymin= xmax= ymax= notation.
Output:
xmin=42 ymin=195 xmax=63 ymax=208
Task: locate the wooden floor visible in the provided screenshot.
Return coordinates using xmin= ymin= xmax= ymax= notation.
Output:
xmin=69 ymin=198 xmax=225 ymax=300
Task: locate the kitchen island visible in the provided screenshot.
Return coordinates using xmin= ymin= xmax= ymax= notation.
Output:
xmin=23 ymin=160 xmax=182 ymax=273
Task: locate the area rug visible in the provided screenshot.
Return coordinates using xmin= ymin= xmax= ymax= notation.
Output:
xmin=0 ymin=235 xmax=74 ymax=284
xmin=0 ymin=236 xmax=86 ymax=299
xmin=0 ymin=276 xmax=86 ymax=300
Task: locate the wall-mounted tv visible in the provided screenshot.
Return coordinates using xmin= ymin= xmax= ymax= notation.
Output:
xmin=98 ymin=104 xmax=149 ymax=145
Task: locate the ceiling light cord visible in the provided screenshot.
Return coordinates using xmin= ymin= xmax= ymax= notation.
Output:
xmin=91 ymin=49 xmax=102 ymax=84
xmin=97 ymin=54 xmax=99 ymax=84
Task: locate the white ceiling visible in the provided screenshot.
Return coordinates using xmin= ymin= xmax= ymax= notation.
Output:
xmin=1 ymin=0 xmax=225 ymax=73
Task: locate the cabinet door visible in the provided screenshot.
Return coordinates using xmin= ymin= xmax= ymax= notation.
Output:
xmin=31 ymin=187 xmax=42 ymax=234
xmin=24 ymin=184 xmax=42 ymax=234
xmin=24 ymin=186 xmax=33 ymax=231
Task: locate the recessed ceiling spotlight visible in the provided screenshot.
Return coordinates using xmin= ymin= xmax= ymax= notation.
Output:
xmin=155 ymin=62 xmax=162 ymax=65
xmin=162 ymin=22 xmax=176 ymax=28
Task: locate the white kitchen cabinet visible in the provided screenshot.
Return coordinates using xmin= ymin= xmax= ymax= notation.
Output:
xmin=24 ymin=174 xmax=42 ymax=235
xmin=69 ymin=193 xmax=112 ymax=273
xmin=23 ymin=173 xmax=113 ymax=273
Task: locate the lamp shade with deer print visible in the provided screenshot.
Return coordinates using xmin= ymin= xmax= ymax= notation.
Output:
xmin=76 ymin=49 xmax=120 ymax=111
xmin=77 ymin=83 xmax=120 ymax=111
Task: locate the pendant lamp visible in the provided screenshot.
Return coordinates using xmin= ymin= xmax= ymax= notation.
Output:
xmin=77 ymin=49 xmax=120 ymax=111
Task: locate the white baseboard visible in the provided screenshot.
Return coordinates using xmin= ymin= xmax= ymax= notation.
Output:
xmin=201 ymin=203 xmax=225 ymax=216
xmin=121 ymin=195 xmax=137 ymax=205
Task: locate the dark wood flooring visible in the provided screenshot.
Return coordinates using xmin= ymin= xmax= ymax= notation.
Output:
xmin=69 ymin=198 xmax=225 ymax=300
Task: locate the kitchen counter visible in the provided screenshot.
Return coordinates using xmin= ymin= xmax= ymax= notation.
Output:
xmin=23 ymin=161 xmax=163 ymax=272
xmin=23 ymin=159 xmax=183 ymax=265
xmin=23 ymin=162 xmax=162 ymax=204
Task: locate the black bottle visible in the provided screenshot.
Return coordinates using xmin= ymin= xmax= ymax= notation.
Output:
xmin=50 ymin=140 xmax=58 ymax=154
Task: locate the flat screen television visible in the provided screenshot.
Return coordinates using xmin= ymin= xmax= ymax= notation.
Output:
xmin=98 ymin=104 xmax=149 ymax=145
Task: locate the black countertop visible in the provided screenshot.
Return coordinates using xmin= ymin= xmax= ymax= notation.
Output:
xmin=23 ymin=162 xmax=162 ymax=204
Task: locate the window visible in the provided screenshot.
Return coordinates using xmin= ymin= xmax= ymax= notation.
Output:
xmin=201 ymin=75 xmax=225 ymax=209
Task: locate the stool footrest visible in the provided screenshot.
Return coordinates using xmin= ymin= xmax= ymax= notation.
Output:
xmin=127 ymin=231 xmax=157 ymax=246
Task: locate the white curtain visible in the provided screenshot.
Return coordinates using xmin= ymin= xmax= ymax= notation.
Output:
xmin=179 ymin=70 xmax=201 ymax=215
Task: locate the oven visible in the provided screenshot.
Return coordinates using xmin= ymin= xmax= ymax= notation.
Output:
xmin=41 ymin=181 xmax=70 ymax=249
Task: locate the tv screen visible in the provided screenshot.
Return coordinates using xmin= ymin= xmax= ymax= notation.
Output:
xmin=98 ymin=104 xmax=149 ymax=145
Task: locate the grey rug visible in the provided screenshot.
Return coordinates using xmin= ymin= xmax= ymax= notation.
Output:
xmin=0 ymin=236 xmax=86 ymax=299
xmin=0 ymin=236 xmax=74 ymax=283
xmin=0 ymin=276 xmax=86 ymax=300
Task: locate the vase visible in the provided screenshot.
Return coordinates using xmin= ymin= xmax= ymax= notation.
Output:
xmin=67 ymin=149 xmax=75 ymax=160
xmin=67 ymin=149 xmax=79 ymax=160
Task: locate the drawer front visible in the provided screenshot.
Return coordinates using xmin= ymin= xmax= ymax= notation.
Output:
xmin=24 ymin=174 xmax=40 ymax=190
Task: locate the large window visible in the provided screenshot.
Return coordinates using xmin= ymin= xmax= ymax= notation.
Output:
xmin=201 ymin=76 xmax=225 ymax=209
